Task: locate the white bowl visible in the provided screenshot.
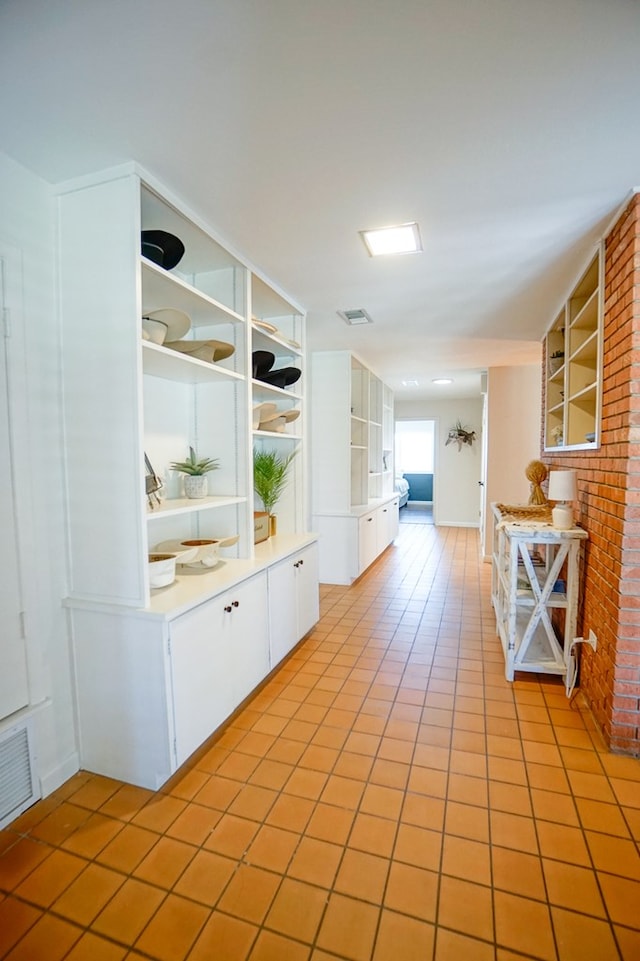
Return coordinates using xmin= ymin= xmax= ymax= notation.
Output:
xmin=178 ymin=538 xmax=220 ymax=568
xmin=142 ymin=317 xmax=168 ymax=344
xmin=148 ymin=552 xmax=176 ymax=588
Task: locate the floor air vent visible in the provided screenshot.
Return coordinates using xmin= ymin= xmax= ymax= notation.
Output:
xmin=0 ymin=721 xmax=39 ymax=829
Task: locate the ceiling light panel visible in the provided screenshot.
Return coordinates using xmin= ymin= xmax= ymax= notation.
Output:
xmin=360 ymin=222 xmax=422 ymax=257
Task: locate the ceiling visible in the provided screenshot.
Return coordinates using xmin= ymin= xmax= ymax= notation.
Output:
xmin=2 ymin=0 xmax=640 ymax=399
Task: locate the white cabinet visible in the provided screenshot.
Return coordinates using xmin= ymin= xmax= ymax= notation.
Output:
xmin=311 ymin=350 xmax=395 ymax=584
xmin=491 ymin=505 xmax=587 ymax=690
xmin=544 ymin=247 xmax=602 ymax=450
xmin=268 ymin=542 xmax=319 ymax=667
xmin=359 ymin=510 xmax=379 ymax=573
xmin=378 ymin=496 xmax=400 ymax=552
xmin=170 ymin=574 xmax=269 ymax=764
xmin=314 ymin=496 xmax=399 ymax=586
xmin=360 ymin=497 xmax=399 ymax=572
xmin=71 ymin=572 xmax=268 ymax=789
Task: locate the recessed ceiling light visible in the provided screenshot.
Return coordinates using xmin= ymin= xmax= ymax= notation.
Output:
xmin=401 ymin=379 xmax=419 ymax=387
xmin=432 ymin=378 xmax=453 ymax=385
xmin=360 ymin=222 xmax=422 ymax=257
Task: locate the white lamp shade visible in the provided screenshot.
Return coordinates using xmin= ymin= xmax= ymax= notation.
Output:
xmin=548 ymin=469 xmax=577 ymax=503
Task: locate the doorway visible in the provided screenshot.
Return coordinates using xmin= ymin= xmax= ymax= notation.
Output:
xmin=395 ymin=419 xmax=436 ymax=524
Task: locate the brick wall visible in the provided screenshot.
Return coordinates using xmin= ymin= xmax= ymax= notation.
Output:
xmin=543 ymin=193 xmax=640 ymax=756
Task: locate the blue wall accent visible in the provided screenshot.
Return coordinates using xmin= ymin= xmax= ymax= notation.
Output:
xmin=403 ymin=473 xmax=433 ymax=501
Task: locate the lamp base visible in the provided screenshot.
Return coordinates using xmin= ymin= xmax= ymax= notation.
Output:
xmin=552 ymin=503 xmax=574 ymax=530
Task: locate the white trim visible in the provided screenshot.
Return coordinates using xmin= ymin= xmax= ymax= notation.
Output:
xmin=39 ymin=751 xmax=80 ymax=798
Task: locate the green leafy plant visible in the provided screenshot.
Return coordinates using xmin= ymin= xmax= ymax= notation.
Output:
xmin=253 ymin=447 xmax=296 ymax=515
xmin=170 ymin=446 xmax=219 ymax=476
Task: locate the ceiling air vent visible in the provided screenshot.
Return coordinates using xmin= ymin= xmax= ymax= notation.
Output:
xmin=337 ymin=308 xmax=373 ymax=326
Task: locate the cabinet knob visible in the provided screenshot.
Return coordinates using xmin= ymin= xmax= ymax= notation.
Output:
xmin=224 ymin=605 xmax=232 ymax=613
xmin=367 ymin=517 xmax=373 ymax=522
xmin=232 ymin=600 xmax=239 ymax=608
xmin=298 ymin=559 xmax=304 ymax=566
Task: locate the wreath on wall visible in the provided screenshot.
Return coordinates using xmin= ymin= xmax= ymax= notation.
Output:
xmin=446 ymin=420 xmax=476 ymax=451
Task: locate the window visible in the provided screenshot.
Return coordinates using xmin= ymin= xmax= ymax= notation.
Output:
xmin=395 ymin=420 xmax=435 ymax=473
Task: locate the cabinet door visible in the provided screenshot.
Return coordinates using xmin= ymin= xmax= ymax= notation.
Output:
xmin=268 ymin=545 xmax=319 ymax=667
xmin=170 ymin=573 xmax=269 ymax=764
xmin=268 ymin=557 xmax=298 ymax=668
xmin=294 ymin=543 xmax=320 ymax=641
xmin=377 ymin=499 xmax=398 ymax=553
xmin=359 ymin=511 xmax=378 ymax=573
xmin=169 ymin=601 xmax=235 ymax=766
xmin=229 ymin=573 xmax=269 ymax=703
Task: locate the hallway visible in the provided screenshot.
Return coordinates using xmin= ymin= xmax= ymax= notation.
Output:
xmin=1 ymin=523 xmax=639 ymax=960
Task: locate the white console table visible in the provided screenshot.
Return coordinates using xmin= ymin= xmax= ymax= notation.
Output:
xmin=491 ymin=504 xmax=588 ymax=691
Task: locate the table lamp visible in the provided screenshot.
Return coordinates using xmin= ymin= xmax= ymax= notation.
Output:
xmin=548 ymin=469 xmax=577 ymax=529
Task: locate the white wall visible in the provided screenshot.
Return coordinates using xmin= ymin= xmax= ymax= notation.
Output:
xmin=482 ymin=363 xmax=542 ymax=558
xmin=0 ymin=151 xmax=78 ymax=795
xmin=395 ymin=396 xmax=483 ymax=527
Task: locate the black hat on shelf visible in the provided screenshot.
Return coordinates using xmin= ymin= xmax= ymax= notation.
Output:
xmin=141 ymin=230 xmax=185 ymax=270
xmin=252 ymin=350 xmax=276 ymax=378
xmin=258 ymin=367 xmax=301 ymax=389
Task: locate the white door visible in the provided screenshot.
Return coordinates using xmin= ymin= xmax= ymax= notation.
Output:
xmin=479 ymin=387 xmax=489 ymax=557
xmin=0 ymin=253 xmax=29 ymax=720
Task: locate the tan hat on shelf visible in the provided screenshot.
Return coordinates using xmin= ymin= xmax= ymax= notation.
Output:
xmin=252 ymin=402 xmax=278 ymax=430
xmin=257 ymin=408 xmax=300 ymax=432
xmin=142 ymin=308 xmax=191 ymax=344
xmin=165 ymin=339 xmax=235 ymax=363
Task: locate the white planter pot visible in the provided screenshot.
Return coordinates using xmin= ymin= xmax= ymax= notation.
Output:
xmin=183 ymin=475 xmax=208 ymax=499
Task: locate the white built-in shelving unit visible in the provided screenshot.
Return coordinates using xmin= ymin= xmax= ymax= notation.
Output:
xmin=58 ymin=163 xmax=318 ymax=788
xmin=310 ymin=350 xmax=398 ymax=584
xmin=544 ymin=247 xmax=603 ymax=451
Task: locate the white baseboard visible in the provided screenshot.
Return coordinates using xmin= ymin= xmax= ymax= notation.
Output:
xmin=437 ymin=521 xmax=480 ymax=528
xmin=39 ymin=751 xmax=80 ymax=799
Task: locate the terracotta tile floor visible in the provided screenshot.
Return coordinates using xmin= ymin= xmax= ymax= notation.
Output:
xmin=2 ymin=523 xmax=640 ymax=960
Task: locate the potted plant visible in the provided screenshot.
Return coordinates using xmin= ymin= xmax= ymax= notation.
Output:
xmin=550 ymin=425 xmax=564 ymax=446
xmin=253 ymin=447 xmax=297 ymax=535
xmin=170 ymin=446 xmax=219 ymax=498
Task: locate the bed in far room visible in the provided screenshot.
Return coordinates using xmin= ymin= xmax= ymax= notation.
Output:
xmin=395 ymin=475 xmax=410 ymax=508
